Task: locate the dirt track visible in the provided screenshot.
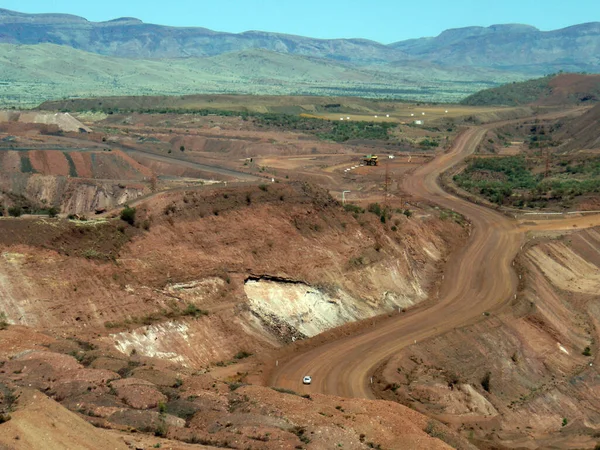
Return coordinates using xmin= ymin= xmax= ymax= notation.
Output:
xmin=268 ymin=126 xmax=539 ymax=398
xmin=270 ymin=111 xmax=598 ymax=398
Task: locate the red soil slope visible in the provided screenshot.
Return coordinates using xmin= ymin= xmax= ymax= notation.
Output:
xmin=536 ymin=73 xmax=600 ymax=106
xmin=559 ymin=102 xmax=600 ymax=151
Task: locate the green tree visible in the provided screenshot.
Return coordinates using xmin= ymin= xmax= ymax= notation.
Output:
xmin=120 ymin=206 xmax=136 ymax=225
xmin=8 ymin=206 xmax=22 ymax=217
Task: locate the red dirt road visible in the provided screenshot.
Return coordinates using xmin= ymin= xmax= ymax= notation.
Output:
xmin=269 ymin=126 xmax=526 ymax=398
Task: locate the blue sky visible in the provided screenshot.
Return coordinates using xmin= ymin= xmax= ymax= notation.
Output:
xmin=3 ymin=0 xmax=598 ymax=43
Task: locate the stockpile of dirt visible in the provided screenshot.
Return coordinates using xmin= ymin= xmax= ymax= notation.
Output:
xmin=19 ymin=112 xmax=92 ymax=133
xmin=0 ymin=110 xmax=91 ymax=133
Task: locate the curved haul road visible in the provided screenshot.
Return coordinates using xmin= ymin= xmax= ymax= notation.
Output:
xmin=270 ymin=126 xmax=525 ymax=398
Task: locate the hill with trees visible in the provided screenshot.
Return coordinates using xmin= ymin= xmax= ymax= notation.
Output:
xmin=461 ymin=73 xmax=600 ymax=106
xmin=1 ymin=8 xmax=599 ymax=106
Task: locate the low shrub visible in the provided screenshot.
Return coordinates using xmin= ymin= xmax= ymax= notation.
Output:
xmin=344 ymin=203 xmax=364 ymax=214
xmin=0 ymin=312 xmax=8 ymax=330
xmin=233 ymin=350 xmax=252 ymax=360
xmin=481 ymin=371 xmax=491 ymax=392
xmin=7 ymin=206 xmax=22 ymax=217
xmin=183 ymin=304 xmax=208 ymax=318
xmin=120 ymin=205 xmax=136 ymax=225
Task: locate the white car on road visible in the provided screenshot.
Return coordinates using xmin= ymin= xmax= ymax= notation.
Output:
xmin=302 ymin=376 xmax=312 ymax=385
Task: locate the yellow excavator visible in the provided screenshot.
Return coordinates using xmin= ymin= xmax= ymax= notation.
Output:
xmin=363 ymin=154 xmax=378 ymax=166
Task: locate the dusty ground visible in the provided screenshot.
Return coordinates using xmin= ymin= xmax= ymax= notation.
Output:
xmin=1 ymin=102 xmax=524 ymax=217
xmin=0 ymin=181 xmax=463 ymax=351
xmin=268 ymin=116 xmax=600 ymax=449
xmin=1 ymin=102 xmax=599 ymax=449
xmin=375 ymin=225 xmax=600 ymax=448
xmin=0 ymin=178 xmax=466 ymax=448
xmin=0 ymin=100 xmax=556 ymax=218
xmin=0 ymin=339 xmax=459 ymax=449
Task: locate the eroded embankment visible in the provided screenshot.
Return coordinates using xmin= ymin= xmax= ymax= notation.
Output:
xmin=374 ymin=225 xmax=600 ymax=448
xmin=244 ymin=265 xmax=425 ymax=339
xmin=0 ymin=149 xmax=152 ymax=214
xmin=0 ymin=182 xmax=466 ymax=369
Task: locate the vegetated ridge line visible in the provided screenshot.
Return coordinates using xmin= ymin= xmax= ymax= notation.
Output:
xmin=269 ymin=125 xmax=525 ymax=399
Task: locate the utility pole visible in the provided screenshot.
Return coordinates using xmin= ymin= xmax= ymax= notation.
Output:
xmin=545 ymin=148 xmax=550 ymax=179
xmin=342 ymin=190 xmax=350 ymax=205
xmin=384 ymin=156 xmax=393 ymax=210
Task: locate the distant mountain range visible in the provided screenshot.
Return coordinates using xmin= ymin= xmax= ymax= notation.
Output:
xmin=0 ymin=8 xmax=404 ymax=63
xmin=391 ymin=23 xmax=600 ymax=73
xmin=1 ymin=8 xmax=599 ymax=107
xmin=1 ymin=8 xmax=599 ymax=72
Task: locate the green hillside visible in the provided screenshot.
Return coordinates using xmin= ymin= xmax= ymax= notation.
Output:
xmin=461 ymin=73 xmax=600 ymax=106
xmin=0 ymin=44 xmax=523 ymax=107
xmin=461 ymin=76 xmax=554 ymax=106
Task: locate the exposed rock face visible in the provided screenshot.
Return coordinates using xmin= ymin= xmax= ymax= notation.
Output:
xmin=559 ymin=102 xmax=600 ymax=151
xmin=244 ymin=277 xmax=418 ymax=338
xmin=0 ymin=179 xmax=469 ymax=448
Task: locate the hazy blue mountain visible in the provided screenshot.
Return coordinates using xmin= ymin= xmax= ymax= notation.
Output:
xmin=2 ymin=8 xmax=600 ymax=107
xmin=0 ymin=8 xmax=406 ymax=63
xmin=2 ymin=8 xmax=599 ymax=73
xmin=390 ymin=23 xmax=600 ymax=71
